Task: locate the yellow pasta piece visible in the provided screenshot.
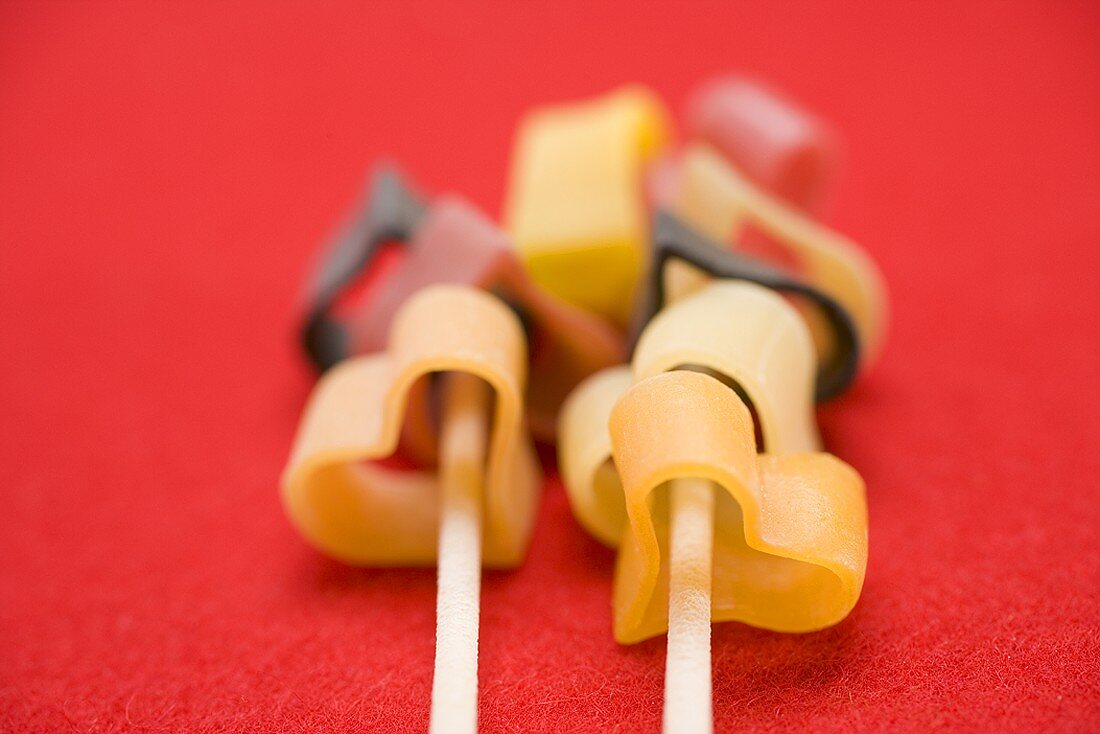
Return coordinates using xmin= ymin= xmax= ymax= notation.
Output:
xmin=282 ymin=284 xmax=541 ymax=568
xmin=672 ymin=143 xmax=889 ymax=365
xmin=609 ymin=371 xmax=867 ymax=643
xmin=503 ymin=86 xmax=670 ymax=325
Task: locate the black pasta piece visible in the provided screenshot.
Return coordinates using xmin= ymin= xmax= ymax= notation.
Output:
xmin=631 ymin=211 xmax=861 ymax=401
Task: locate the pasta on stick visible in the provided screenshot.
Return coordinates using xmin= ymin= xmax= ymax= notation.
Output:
xmin=560 ymin=283 xmax=868 ymax=732
xmin=284 ymin=285 xmax=541 ymax=732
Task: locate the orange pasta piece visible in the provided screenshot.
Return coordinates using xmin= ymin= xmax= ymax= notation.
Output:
xmin=558 ymin=282 xmax=867 ymax=644
xmin=283 ymin=284 xmax=541 ymax=567
xmin=609 ymin=370 xmax=867 ymax=643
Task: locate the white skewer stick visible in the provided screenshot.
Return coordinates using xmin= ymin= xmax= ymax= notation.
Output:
xmin=663 ymin=477 xmax=715 ymax=734
xmin=430 ymin=373 xmax=490 ymax=734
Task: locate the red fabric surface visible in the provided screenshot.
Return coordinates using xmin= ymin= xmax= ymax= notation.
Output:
xmin=2 ymin=2 xmax=1099 ymax=732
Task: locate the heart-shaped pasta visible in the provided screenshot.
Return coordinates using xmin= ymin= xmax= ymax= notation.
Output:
xmin=609 ymin=370 xmax=867 ymax=643
xmin=283 ymin=284 xmax=541 ymax=567
xmin=558 ymin=281 xmax=867 ymax=644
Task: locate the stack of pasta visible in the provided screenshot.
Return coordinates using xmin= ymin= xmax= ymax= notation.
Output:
xmin=282 ymin=76 xmax=887 ymax=734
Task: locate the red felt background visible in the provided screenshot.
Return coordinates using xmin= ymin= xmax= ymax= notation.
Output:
xmin=2 ymin=2 xmax=1099 ymax=732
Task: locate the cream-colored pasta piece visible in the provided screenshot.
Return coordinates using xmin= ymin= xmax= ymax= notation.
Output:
xmin=672 ymin=144 xmax=888 ymax=365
